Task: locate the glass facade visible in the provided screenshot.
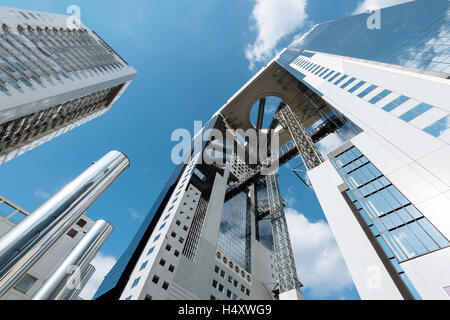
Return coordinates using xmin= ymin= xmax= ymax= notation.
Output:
xmin=280 ymin=0 xmax=450 ymax=74
xmin=217 ymin=192 xmax=250 ymax=271
xmin=255 ymin=183 xmax=274 ymax=251
xmin=332 ymin=146 xmax=450 ymax=299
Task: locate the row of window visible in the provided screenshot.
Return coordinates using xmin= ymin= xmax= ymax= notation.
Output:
xmin=291 ymin=57 xmax=450 ymax=140
xmin=333 ymin=146 xmax=450 ymax=298
xmin=216 ymin=251 xmax=252 ymax=283
xmin=125 ymin=160 xmax=199 ymax=300
xmin=214 ymin=265 xmax=250 ymax=299
xmin=125 ymin=243 xmax=181 ymax=300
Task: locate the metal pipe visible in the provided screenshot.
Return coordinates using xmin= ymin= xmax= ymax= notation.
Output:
xmin=0 ymin=151 xmax=129 ymax=296
xmin=32 ymin=220 xmax=113 ymax=300
xmin=66 ymin=264 xmax=96 ymax=301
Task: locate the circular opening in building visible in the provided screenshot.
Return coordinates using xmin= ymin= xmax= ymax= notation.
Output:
xmin=223 ymin=256 xmax=228 ymax=264
xmin=250 ymin=96 xmax=283 ymax=129
xmin=216 ymin=252 xmax=221 ymax=259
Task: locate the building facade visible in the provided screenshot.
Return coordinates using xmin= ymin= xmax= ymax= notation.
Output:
xmin=0 ymin=6 xmax=137 ymax=164
xmin=0 ymin=195 xmax=97 ymax=300
xmin=95 ymin=116 xmax=302 ymax=300
xmin=96 ymin=0 xmax=450 ymax=300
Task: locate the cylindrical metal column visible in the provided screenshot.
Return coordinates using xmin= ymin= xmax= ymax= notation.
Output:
xmin=0 ymin=151 xmax=129 ymax=296
xmin=32 ymin=220 xmax=113 ymax=300
xmin=66 ymin=264 xmax=96 ymax=301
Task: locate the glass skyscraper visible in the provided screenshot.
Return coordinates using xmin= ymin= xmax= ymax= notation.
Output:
xmin=97 ymin=0 xmax=450 ymax=300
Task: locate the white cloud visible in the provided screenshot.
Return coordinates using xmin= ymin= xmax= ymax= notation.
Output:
xmin=285 ymin=208 xmax=354 ymax=298
xmin=34 ymin=189 xmax=51 ymax=200
xmin=127 ymin=208 xmax=144 ymax=221
xmin=246 ymin=0 xmax=308 ymax=70
xmin=352 ymin=0 xmax=413 ymax=15
xmin=79 ymin=252 xmax=117 ymax=300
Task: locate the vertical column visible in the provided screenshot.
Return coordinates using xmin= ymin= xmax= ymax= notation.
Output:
xmin=266 ymin=174 xmax=303 ymax=299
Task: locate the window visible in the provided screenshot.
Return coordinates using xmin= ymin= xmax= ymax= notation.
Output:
xmin=164 ymin=214 xmax=171 ymax=221
xmin=145 ymin=295 xmax=152 ymax=300
xmin=240 ymin=285 xmax=245 ymax=293
xmin=148 ymin=247 xmax=155 ymax=255
xmin=131 ymin=277 xmax=140 ymax=288
xmin=218 ymin=284 xmax=224 ymax=293
xmin=357 ymin=85 xmax=377 ymax=98
xmin=323 ymin=70 xmax=335 ymax=79
xmin=76 ymin=219 xmax=87 ymax=228
xmin=215 ymin=266 xmax=220 ymax=274
xmin=125 ymin=296 xmax=132 ymax=300
xmin=369 ymin=89 xmax=392 ymax=104
xmin=328 ymin=72 xmax=341 ymax=82
xmin=171 ymin=232 xmax=177 ymax=238
xmin=174 ymin=250 xmax=180 ymax=257
xmin=341 ymin=77 xmax=356 ymax=88
xmin=152 ymin=275 xmax=160 ymax=284
xmin=334 ymin=75 xmax=347 ymax=85
xmin=183 ymin=225 xmax=188 ymax=231
xmin=233 ymin=280 xmax=238 ymax=288
xmin=210 ymin=295 xmax=216 ymax=300
xmin=179 ymin=237 xmax=185 ymax=244
xmin=319 ymin=68 xmax=329 ymax=77
xmin=220 ymin=270 xmax=225 ymax=278
xmin=333 ymin=146 xmax=450 ymax=298
xmin=246 ymin=289 xmax=250 ymax=296
xmin=166 ymin=244 xmax=172 ymax=252
xmin=162 ymin=282 xmax=170 ymax=290
xmin=67 ymin=229 xmax=78 ymax=238
xmin=154 ymin=234 xmax=161 ymax=242
xmin=212 ymin=280 xmax=218 ymax=288
xmin=226 ymin=289 xmax=232 ymax=298
xmin=13 ymin=274 xmax=37 ymax=294
xmin=176 ymin=220 xmax=181 ymax=226
xmin=169 ymin=265 xmax=175 ymax=273
xmin=399 ymin=103 xmax=433 ymax=122
xmin=382 ymin=95 xmax=409 ymax=112
xmin=140 ymin=261 xmax=148 ymax=271
xmin=348 ymin=81 xmax=365 ymax=93
xmin=228 ymin=275 xmax=233 ymax=284
xmin=159 ymin=223 xmax=166 ymax=231
xmin=423 ymin=115 xmax=450 ymax=138
xmin=159 ymin=259 xmax=166 ymax=267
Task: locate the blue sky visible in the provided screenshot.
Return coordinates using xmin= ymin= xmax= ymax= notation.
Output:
xmin=0 ymin=0 xmax=411 ymax=300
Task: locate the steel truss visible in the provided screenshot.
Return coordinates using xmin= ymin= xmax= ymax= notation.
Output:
xmin=275 ymin=105 xmax=324 ymax=170
xmin=266 ymin=174 xmax=303 ymax=294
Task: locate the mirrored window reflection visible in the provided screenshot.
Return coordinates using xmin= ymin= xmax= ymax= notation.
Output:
xmin=217 ymin=192 xmax=249 ymax=271
xmin=399 ymin=103 xmax=433 ymax=122
xmin=423 ymin=115 xmax=450 ymax=138
xmin=333 ymin=146 xmax=449 ymax=265
xmin=283 ymin=0 xmax=450 ymax=74
xmin=333 ymin=146 xmax=449 ymax=300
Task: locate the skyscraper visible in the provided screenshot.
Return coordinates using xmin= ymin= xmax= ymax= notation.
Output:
xmin=96 ymin=0 xmax=450 ymax=300
xmin=0 ymin=6 xmax=137 ymax=164
xmin=95 ymin=116 xmax=302 ymax=300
